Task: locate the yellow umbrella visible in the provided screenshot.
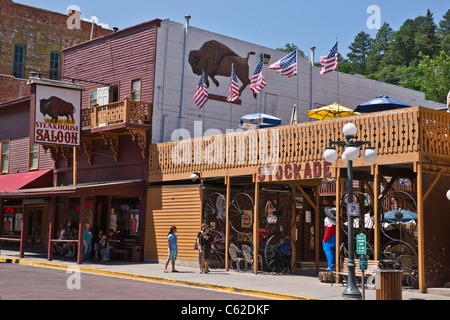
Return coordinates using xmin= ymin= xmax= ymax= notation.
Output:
xmin=307 ymin=102 xmax=360 ymax=120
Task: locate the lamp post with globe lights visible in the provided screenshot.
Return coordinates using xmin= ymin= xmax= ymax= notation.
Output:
xmin=323 ymin=123 xmax=377 ymax=299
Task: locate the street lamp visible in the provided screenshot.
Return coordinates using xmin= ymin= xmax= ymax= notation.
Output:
xmin=447 ymin=189 xmax=450 ymax=201
xmin=323 ymin=122 xmax=377 ymax=299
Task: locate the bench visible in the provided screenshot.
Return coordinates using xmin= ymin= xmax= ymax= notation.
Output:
xmin=110 ymin=238 xmax=137 ymax=261
xmin=331 ymin=258 xmax=379 ymax=286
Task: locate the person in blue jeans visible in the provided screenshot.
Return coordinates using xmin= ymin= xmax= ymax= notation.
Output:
xmin=164 ymin=226 xmax=178 ymax=273
xmin=82 ymin=223 xmax=92 ymax=262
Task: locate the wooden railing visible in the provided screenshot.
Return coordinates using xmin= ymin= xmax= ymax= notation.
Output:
xmin=82 ymin=98 xmax=152 ymax=129
xmin=149 ymin=107 xmax=450 ymax=181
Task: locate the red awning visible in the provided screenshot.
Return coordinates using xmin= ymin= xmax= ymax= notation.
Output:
xmin=0 ymin=170 xmax=53 ymax=192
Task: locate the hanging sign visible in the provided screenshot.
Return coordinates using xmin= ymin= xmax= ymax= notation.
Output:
xmin=29 ymin=77 xmax=84 ymax=147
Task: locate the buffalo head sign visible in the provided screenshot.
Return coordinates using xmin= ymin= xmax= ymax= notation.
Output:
xmin=29 ymin=77 xmax=84 ymax=147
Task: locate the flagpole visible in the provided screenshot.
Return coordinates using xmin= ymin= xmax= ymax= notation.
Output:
xmin=336 ymin=37 xmax=340 ymax=117
xmin=296 ymin=48 xmax=299 ymax=116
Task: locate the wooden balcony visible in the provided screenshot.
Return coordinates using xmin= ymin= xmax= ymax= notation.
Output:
xmin=149 ymin=107 xmax=450 ymax=182
xmin=80 ymin=98 xmax=152 ymax=161
xmin=82 ymin=98 xmax=152 ymax=133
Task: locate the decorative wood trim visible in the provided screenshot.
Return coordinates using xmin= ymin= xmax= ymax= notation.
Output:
xmin=101 ymin=133 xmax=119 ymax=162
xmin=59 ymin=146 xmax=71 ymax=168
xmin=129 ymin=129 xmax=147 ymax=159
xmin=80 ymin=139 xmax=93 ymax=165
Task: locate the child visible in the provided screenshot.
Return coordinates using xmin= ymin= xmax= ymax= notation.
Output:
xmin=164 ymin=226 xmax=178 ymax=273
xmin=200 ymin=225 xmax=214 ymax=274
xmin=99 ymin=234 xmax=109 ymax=262
xmin=94 ymin=230 xmax=104 ymax=259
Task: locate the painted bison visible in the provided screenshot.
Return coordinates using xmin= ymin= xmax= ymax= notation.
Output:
xmin=40 ymin=96 xmax=76 ymax=123
xmin=189 ymin=40 xmax=256 ymax=97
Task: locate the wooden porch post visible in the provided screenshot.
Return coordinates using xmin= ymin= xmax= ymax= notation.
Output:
xmin=314 ymin=185 xmax=320 ymax=273
xmin=253 ymin=176 xmax=260 ymax=274
xmin=73 ymin=147 xmax=77 ymax=187
xmin=335 ymin=167 xmax=341 ymax=273
xmin=416 ymin=161 xmax=426 ymax=292
xmin=372 ymin=164 xmax=380 ymax=259
xmin=290 ymin=185 xmax=297 ymax=274
xmin=225 ymin=176 xmax=231 ymax=271
xmin=77 ymin=194 xmax=86 ymax=265
xmin=19 ymin=204 xmax=28 ymax=258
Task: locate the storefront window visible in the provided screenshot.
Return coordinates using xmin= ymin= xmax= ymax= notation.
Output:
xmin=2 ymin=199 xmax=23 ymax=236
xmin=110 ymin=197 xmax=140 ymax=237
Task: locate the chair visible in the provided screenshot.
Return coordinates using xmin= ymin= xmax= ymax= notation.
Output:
xmin=241 ymin=244 xmax=263 ymax=272
xmin=229 ymin=243 xmax=244 ymax=272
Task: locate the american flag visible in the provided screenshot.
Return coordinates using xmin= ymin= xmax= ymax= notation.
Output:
xmin=319 ymin=42 xmax=338 ymax=75
xmin=194 ymin=71 xmax=208 ymax=109
xmin=226 ymin=64 xmax=240 ymax=102
xmin=268 ymin=49 xmax=297 ymax=77
xmin=250 ymin=57 xmax=267 ymax=94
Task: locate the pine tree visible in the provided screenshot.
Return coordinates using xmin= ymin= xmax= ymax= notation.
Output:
xmin=347 ymin=31 xmax=373 ymax=75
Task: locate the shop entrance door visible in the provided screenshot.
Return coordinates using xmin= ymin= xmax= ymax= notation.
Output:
xmin=27 ymin=207 xmax=45 ymax=246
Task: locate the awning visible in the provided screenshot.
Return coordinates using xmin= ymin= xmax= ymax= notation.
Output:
xmin=0 ymin=170 xmax=53 ymax=192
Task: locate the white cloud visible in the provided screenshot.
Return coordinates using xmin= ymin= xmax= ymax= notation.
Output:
xmin=82 ymin=16 xmax=110 ymax=30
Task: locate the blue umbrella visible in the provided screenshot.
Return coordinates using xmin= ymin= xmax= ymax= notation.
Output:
xmin=354 ymin=95 xmax=411 ymax=113
xmin=382 ymin=209 xmax=417 ymax=224
xmin=239 ymin=113 xmax=281 ymax=129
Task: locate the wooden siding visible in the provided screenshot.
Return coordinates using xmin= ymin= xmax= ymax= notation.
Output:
xmin=144 ymin=185 xmax=202 ymax=262
xmin=62 ymin=22 xmax=159 ymax=111
xmin=0 ymin=100 xmax=53 ymax=174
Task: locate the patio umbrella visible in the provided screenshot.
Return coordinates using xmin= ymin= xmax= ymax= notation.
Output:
xmin=354 ymin=95 xmax=411 ymax=113
xmin=307 ymin=102 xmax=360 ymax=120
xmin=239 ymin=113 xmax=281 ymax=129
xmin=382 ymin=209 xmax=417 ymax=224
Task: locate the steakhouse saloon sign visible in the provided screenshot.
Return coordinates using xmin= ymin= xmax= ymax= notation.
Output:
xmin=29 ymin=79 xmax=84 ymax=147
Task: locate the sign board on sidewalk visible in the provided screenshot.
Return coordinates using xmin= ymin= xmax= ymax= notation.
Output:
xmin=356 ymin=233 xmax=367 ymax=255
xmin=359 ymin=256 xmax=368 ymax=271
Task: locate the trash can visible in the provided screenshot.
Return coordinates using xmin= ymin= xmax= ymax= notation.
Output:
xmin=131 ymin=246 xmax=141 ymax=262
xmin=375 ymin=269 xmax=403 ymax=300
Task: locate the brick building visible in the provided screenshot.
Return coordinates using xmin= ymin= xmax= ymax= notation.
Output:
xmin=0 ymin=0 xmax=112 ymax=103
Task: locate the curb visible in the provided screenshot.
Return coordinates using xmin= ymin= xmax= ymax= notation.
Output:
xmin=0 ymin=256 xmax=316 ymax=300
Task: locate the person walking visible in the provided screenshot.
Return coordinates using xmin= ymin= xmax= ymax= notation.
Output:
xmin=82 ymin=223 xmax=92 ymax=262
xmin=164 ymin=226 xmax=178 ymax=273
xmin=196 ymin=223 xmax=207 ymax=271
xmin=199 ymin=225 xmax=214 ymax=274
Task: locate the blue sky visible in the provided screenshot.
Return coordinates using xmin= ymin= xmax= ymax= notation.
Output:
xmin=16 ymin=0 xmax=449 ymax=58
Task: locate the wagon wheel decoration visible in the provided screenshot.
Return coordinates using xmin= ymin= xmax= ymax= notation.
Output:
xmin=263 ymin=233 xmax=296 ymax=273
xmin=203 ymin=192 xmax=226 ymax=231
xmin=229 ymin=192 xmax=254 ymax=234
xmin=339 ymin=191 xmax=374 ymax=237
xmin=378 ymin=190 xmax=417 ymax=243
xmin=262 ymin=191 xmax=296 ymax=234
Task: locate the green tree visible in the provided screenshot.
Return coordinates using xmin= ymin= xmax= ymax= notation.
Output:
xmin=415 ymin=51 xmax=450 ymax=103
xmin=367 ymin=23 xmax=393 ymax=74
xmin=438 ymin=9 xmax=450 ymax=54
xmin=276 ymin=43 xmax=306 ymax=57
xmin=347 ymin=31 xmax=373 ymax=74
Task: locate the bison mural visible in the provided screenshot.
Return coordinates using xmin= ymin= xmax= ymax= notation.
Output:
xmin=40 ymin=96 xmax=76 ymax=123
xmin=189 ymin=40 xmax=256 ymax=97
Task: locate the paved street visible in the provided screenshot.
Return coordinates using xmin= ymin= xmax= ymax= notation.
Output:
xmin=0 ymin=263 xmax=267 ymax=301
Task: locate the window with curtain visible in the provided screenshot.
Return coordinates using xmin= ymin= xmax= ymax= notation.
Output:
xmin=29 ymin=143 xmax=39 ymax=170
xmin=13 ymin=44 xmax=25 ymax=79
xmin=131 ymin=78 xmax=141 ymax=101
xmin=1 ymin=141 xmax=10 ymax=173
xmin=49 ymin=51 xmax=61 ymax=80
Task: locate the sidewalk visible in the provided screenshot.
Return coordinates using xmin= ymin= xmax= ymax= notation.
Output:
xmin=1 ymin=248 xmax=449 ymax=300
